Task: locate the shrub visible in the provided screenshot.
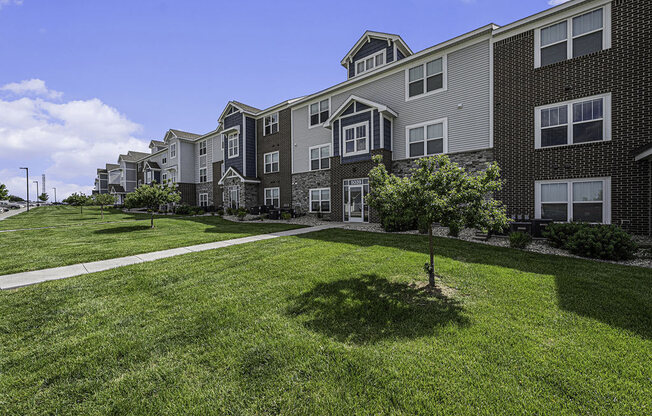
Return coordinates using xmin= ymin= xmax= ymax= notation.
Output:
xmin=448 ymin=222 xmax=462 ymax=237
xmin=174 ymin=204 xmax=191 ymax=215
xmin=566 ymin=225 xmax=637 ymax=261
xmin=544 ymin=222 xmax=587 ymax=249
xmin=381 ymin=211 xmax=417 ymax=232
xmin=236 ymin=208 xmax=248 ymax=221
xmin=216 ymin=208 xmax=224 ymax=216
xmin=226 ymin=207 xmax=235 ymax=216
xmin=509 ymin=231 xmax=532 ymax=249
xmin=281 ymin=212 xmax=292 ymax=221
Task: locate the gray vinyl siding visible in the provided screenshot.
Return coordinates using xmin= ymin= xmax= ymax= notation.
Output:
xmin=194 ymin=135 xmax=214 ymax=184
xmin=179 ymin=141 xmax=195 ymax=183
xmin=108 ymin=170 xmax=121 ymax=185
xmin=292 ymin=38 xmax=491 ymax=171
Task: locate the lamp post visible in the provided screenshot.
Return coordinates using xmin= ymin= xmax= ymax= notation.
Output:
xmin=33 ymin=180 xmax=39 ymax=206
xmin=19 ymin=167 xmax=29 ymax=212
xmin=53 ymin=187 xmax=57 ymax=203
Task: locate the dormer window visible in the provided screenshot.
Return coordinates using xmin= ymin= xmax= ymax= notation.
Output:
xmin=355 ymin=50 xmax=385 ymax=76
xmin=309 ymin=99 xmax=329 ymax=127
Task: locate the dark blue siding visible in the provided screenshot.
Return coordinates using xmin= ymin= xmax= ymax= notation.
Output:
xmin=333 ymin=120 xmax=340 ymax=156
xmin=342 ymin=103 xmax=355 ymax=116
xmin=349 ymin=38 xmax=396 ymax=78
xmin=383 ymin=117 xmax=392 ymax=150
xmin=245 ymin=117 xmax=256 ymax=178
xmin=224 ymin=112 xmax=244 ymax=175
xmin=356 ymin=102 xmax=370 ymax=112
xmin=348 ymin=64 xmax=355 ymax=79
xmin=373 ymin=110 xmax=380 ymax=149
xmin=396 ymin=49 xmax=405 ymax=60
xmin=341 ymin=153 xmax=372 ymax=164
xmin=340 ymin=111 xmax=372 ymax=162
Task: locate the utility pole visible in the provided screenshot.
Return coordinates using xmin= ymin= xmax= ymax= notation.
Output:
xmin=33 ymin=180 xmax=39 ymax=206
xmin=53 ymin=187 xmax=57 ymax=203
xmin=19 ymin=167 xmax=29 ymax=211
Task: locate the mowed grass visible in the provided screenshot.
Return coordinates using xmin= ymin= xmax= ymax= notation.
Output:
xmin=0 ymin=215 xmax=302 ymax=275
xmin=0 ymin=205 xmax=150 ymax=230
xmin=1 ymin=229 xmax=650 ymax=415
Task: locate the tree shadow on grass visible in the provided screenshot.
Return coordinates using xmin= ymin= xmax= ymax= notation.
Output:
xmin=286 ymin=273 xmax=469 ymax=345
xmin=93 ymin=225 xmax=151 ymax=234
xmin=295 ymin=229 xmax=652 ymax=340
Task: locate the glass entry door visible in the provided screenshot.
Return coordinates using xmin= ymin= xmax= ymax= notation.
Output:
xmin=343 ymin=178 xmax=369 ymax=222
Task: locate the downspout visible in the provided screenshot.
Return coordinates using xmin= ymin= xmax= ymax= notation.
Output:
xmin=649 ymin=160 xmax=651 ymax=236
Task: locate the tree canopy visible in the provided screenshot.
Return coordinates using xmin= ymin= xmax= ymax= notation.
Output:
xmin=124 ymin=182 xmax=180 ymax=228
xmin=0 ymin=183 xmax=8 ymax=200
xmin=368 ymin=154 xmax=510 ymax=286
xmin=63 ymin=192 xmax=91 ymax=214
xmin=38 ymin=193 xmax=49 ymax=202
xmin=93 ymin=193 xmax=116 ymax=220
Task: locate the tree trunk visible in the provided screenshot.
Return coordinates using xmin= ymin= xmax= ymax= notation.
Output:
xmin=428 ymin=223 xmax=435 ymax=286
xmin=80 ymin=205 xmax=83 ymax=215
xmin=151 ymin=212 xmax=154 ymax=228
xmin=101 ymin=205 xmax=104 ymax=220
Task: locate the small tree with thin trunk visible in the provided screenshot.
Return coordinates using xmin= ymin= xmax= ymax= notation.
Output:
xmin=63 ymin=192 xmax=91 ymax=214
xmin=38 ymin=193 xmax=49 ymax=202
xmin=124 ymin=182 xmax=180 ymax=228
xmin=93 ymin=193 xmax=116 ymax=220
xmin=368 ymin=154 xmax=510 ymax=287
xmin=0 ymin=184 xmax=8 ymax=200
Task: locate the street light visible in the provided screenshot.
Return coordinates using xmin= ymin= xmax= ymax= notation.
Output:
xmin=19 ymin=167 xmax=28 ymax=212
xmin=53 ymin=187 xmax=57 ymax=203
xmin=33 ymin=180 xmax=39 ymax=206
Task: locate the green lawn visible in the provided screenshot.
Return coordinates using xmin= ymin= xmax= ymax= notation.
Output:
xmin=1 ymin=229 xmax=649 ymax=415
xmin=0 ymin=205 xmax=150 ymax=230
xmin=0 ymin=214 xmax=302 ymax=275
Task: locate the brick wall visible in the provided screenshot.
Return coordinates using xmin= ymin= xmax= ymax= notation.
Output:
xmin=256 ymin=108 xmax=292 ymax=208
xmin=176 ymin=182 xmax=197 ymax=206
xmin=212 ymin=161 xmax=223 ymax=207
xmin=493 ymin=0 xmax=651 ymax=235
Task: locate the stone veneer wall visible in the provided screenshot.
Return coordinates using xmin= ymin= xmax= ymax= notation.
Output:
xmin=196 ymin=182 xmax=213 ymax=206
xmin=222 ymin=177 xmax=259 ymax=210
xmin=291 ymin=170 xmax=332 ymax=219
xmin=391 ymin=149 xmax=495 ymax=177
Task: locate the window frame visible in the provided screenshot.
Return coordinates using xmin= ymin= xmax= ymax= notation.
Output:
xmin=308 ymin=98 xmax=330 ymax=128
xmin=309 ymin=144 xmax=331 ymax=171
xmin=263 ymin=151 xmax=279 ymax=174
xmin=199 ymin=193 xmax=208 ymax=207
xmin=264 ymin=187 xmax=280 ymax=208
xmin=535 ymin=177 xmax=611 ymax=224
xmin=534 ymin=5 xmax=611 ymax=68
xmin=199 ymin=167 xmax=207 ymax=183
xmin=354 ymin=50 xmax=387 ymax=77
xmin=405 ymin=55 xmax=447 ymax=101
xmin=228 ymin=186 xmax=239 ymax=209
xmin=405 ymin=118 xmax=448 ymax=159
xmin=534 ymin=93 xmax=611 ymax=149
xmin=263 ymin=112 xmax=279 ymax=136
xmin=199 ymin=140 xmax=207 ymax=156
xmin=170 ymin=143 xmax=177 ymax=159
xmin=227 ymin=133 xmax=239 ymax=158
xmin=309 ymin=187 xmax=331 ymax=213
xmin=342 ymin=121 xmax=370 ymax=157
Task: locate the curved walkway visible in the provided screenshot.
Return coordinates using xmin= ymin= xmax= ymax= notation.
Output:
xmin=0 ymin=224 xmax=337 ymax=290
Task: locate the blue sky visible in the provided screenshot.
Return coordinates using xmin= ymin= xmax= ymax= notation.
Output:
xmin=0 ymin=0 xmax=567 ymax=200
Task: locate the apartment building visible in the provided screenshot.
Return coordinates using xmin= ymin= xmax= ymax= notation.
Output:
xmin=94 ymin=0 xmax=650 ymax=235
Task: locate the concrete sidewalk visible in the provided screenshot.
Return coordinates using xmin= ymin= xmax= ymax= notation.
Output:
xmin=0 ymin=224 xmax=337 ymax=290
xmin=0 ymin=207 xmax=27 ymax=221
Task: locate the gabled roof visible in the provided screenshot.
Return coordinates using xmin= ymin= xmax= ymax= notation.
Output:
xmin=340 ymin=30 xmax=413 ymax=68
xmin=217 ymin=100 xmax=261 ymax=123
xmin=323 ymin=95 xmax=398 ymax=129
xmin=108 ymin=184 xmax=125 ymax=194
xmin=106 ymin=163 xmax=119 ymax=171
xmin=97 ymin=168 xmax=107 ymax=174
xmin=144 ymin=161 xmax=161 ymax=170
xmin=217 ymin=166 xmax=260 ymax=185
xmin=149 ymin=140 xmax=166 ymax=148
xmin=169 ymin=129 xmax=201 ymax=140
xmin=118 ymin=151 xmax=149 ymax=162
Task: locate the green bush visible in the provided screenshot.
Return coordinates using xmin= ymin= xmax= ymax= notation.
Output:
xmin=381 ymin=212 xmax=417 ymax=232
xmin=281 ymin=212 xmax=292 ymax=220
xmin=448 ymin=222 xmax=462 ymax=237
xmin=174 ymin=204 xmax=191 ymax=215
xmin=544 ymin=222 xmax=587 ymax=249
xmin=509 ymin=231 xmax=532 ymax=249
xmin=216 ymin=208 xmax=224 ymax=216
xmin=566 ymin=225 xmax=637 ymax=261
xmin=236 ymin=208 xmax=248 ymax=221
xmin=226 ymin=207 xmax=235 ymax=216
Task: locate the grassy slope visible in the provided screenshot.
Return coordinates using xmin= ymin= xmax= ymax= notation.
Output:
xmin=0 ymin=216 xmax=302 ymax=275
xmin=0 ymin=205 xmax=150 ymax=230
xmin=1 ymin=229 xmax=650 ymax=415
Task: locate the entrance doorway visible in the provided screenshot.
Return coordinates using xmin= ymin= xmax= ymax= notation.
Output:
xmin=343 ymin=178 xmax=369 ymax=222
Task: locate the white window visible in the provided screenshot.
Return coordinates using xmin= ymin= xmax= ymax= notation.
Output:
xmin=227 ymin=133 xmax=239 ymax=158
xmin=169 ymin=171 xmax=176 ymax=184
xmin=406 ymin=118 xmax=447 ymax=158
xmin=146 ymin=171 xmax=152 ymax=183
xmin=310 ymin=144 xmax=330 ymax=171
xmin=264 ymin=151 xmax=279 ymax=173
xmin=264 ymin=187 xmax=280 ymax=208
xmin=228 ymin=186 xmax=239 ymax=209
xmin=170 ymin=143 xmax=176 ymax=158
xmin=535 ymin=94 xmax=610 ymax=149
xmin=199 ymin=168 xmax=207 ymax=183
xmin=309 ymin=188 xmax=331 ymax=213
xmin=535 ymin=178 xmax=610 ymax=224
xmin=162 ymin=173 xmax=167 ymax=183
xmin=406 ymin=56 xmax=445 ymax=99
xmin=199 ymin=140 xmax=207 ymax=156
xmin=343 ymin=122 xmax=368 ymax=156
xmin=355 ymin=50 xmax=386 ymax=76
xmin=162 ymin=156 xmax=167 ymax=165
xmin=264 ymin=113 xmax=279 ymax=135
xmin=199 ymin=193 xmax=208 ymax=207
xmin=309 ymin=99 xmax=329 ymax=127
xmin=536 ymin=6 xmax=610 ymax=67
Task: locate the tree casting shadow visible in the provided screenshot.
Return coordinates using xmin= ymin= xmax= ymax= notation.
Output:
xmin=286 ymin=273 xmax=469 ymax=345
xmin=93 ymin=225 xmax=151 ymax=234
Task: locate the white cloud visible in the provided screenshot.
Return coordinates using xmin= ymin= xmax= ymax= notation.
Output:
xmin=1 ymin=79 xmax=63 ymax=99
xmin=0 ymin=81 xmax=149 ymax=200
xmin=548 ymin=0 xmax=571 ymax=5
xmin=0 ymin=0 xmax=23 ymax=11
